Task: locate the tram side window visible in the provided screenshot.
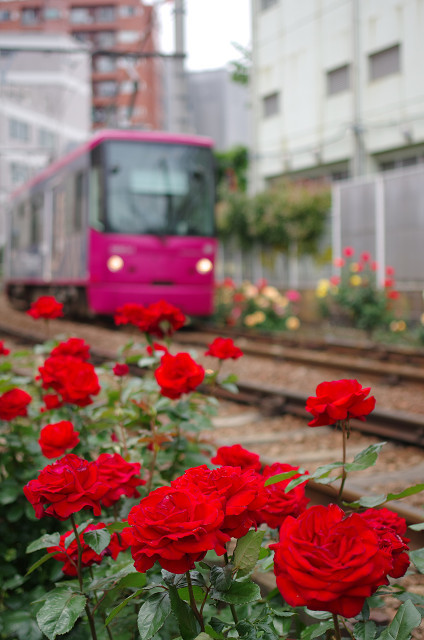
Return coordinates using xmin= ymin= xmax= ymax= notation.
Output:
xmin=30 ymin=193 xmax=44 ymax=248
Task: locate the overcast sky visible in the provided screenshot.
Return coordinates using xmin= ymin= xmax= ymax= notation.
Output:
xmin=157 ymin=0 xmax=251 ymax=71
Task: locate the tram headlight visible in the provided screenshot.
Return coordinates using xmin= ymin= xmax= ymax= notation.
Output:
xmin=107 ymin=255 xmax=124 ymax=272
xmin=195 ymin=258 xmax=213 ymax=274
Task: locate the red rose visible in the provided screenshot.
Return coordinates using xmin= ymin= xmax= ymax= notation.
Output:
xmin=359 ymin=508 xmax=410 ymax=578
xmin=27 ymin=296 xmax=64 ymax=320
xmin=113 ymin=363 xmax=129 ymax=377
xmin=143 ymin=299 xmax=186 ymax=338
xmin=0 ymin=341 xmax=10 ymax=356
xmin=211 ymin=444 xmax=261 ymax=472
xmin=146 ymin=342 xmax=168 ymax=356
xmin=114 ymin=303 xmax=155 ymax=331
xmin=154 ymin=352 xmax=204 ymax=399
xmin=306 ymin=379 xmax=376 ymax=427
xmin=96 ymin=453 xmax=145 ymax=507
xmin=41 ymin=394 xmax=62 ymax=411
xmin=47 ymin=522 xmax=130 ymax=576
xmin=173 ymin=465 xmax=267 ymax=539
xmin=38 ymin=355 xmax=100 ymax=407
xmin=254 ymin=462 xmax=309 ymax=529
xmin=39 ymin=421 xmax=80 ymax=459
xmin=271 ymin=504 xmax=392 ymax=618
xmin=205 ymin=337 xmax=244 ymax=360
xmin=0 ymin=388 xmax=32 ymax=421
xmin=128 ymin=485 xmax=229 ymax=573
xmin=50 ymin=338 xmax=91 ymax=361
xmin=23 ymin=453 xmax=107 ymax=520
xmin=343 ymin=246 xmax=354 ymax=258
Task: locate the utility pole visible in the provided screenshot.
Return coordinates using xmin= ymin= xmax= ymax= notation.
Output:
xmin=173 ymin=0 xmax=191 ymax=132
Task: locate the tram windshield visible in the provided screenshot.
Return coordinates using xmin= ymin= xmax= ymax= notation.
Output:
xmin=102 ymin=140 xmax=215 ymax=236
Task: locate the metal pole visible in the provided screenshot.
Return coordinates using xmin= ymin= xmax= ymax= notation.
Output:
xmin=173 ymin=0 xmax=191 ymax=132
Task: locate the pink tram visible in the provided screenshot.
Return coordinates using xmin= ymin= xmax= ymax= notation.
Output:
xmin=4 ymin=130 xmax=217 ymax=317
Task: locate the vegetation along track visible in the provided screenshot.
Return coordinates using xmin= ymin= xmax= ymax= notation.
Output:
xmin=1 ymin=310 xmax=424 ymax=549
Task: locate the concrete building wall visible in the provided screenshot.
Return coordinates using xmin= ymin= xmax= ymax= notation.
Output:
xmin=250 ymin=0 xmax=424 ymax=190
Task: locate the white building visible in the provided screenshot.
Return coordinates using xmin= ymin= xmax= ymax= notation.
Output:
xmin=250 ymin=0 xmax=424 ymax=191
xmin=0 ymin=32 xmax=91 ymax=243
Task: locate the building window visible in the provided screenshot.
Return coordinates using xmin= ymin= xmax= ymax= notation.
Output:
xmin=117 ymin=30 xmax=139 ymax=44
xmin=70 ymin=7 xmax=92 ymax=24
xmin=72 ymin=31 xmax=92 ymax=43
xmin=38 ymin=128 xmax=56 ymax=149
xmin=119 ymin=6 xmax=136 ymax=18
xmin=327 ymin=64 xmax=350 ymax=95
xmin=380 ymin=156 xmax=419 ymax=171
xmin=261 ymin=0 xmax=278 ymax=9
xmin=93 ymin=55 xmax=116 ymax=73
xmin=44 ymin=8 xmax=61 ymax=20
xmin=0 ymin=10 xmax=11 ymax=21
xmin=10 ymin=162 xmax=30 ymax=185
xmin=369 ymin=44 xmax=400 ymax=81
xmin=94 ymin=6 xmax=115 ymax=22
xmin=9 ymin=118 xmax=30 ymax=142
xmin=262 ymin=92 xmax=280 ymax=118
xmin=94 ymin=81 xmax=118 ymax=97
xmin=94 ymin=31 xmax=116 ymax=48
xmin=21 ymin=8 xmax=40 ymax=25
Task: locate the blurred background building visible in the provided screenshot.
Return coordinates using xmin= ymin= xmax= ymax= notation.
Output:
xmin=250 ymin=0 xmax=424 ymax=191
xmin=0 ymin=0 xmax=161 ymax=131
xmin=0 ymin=32 xmax=91 ymax=243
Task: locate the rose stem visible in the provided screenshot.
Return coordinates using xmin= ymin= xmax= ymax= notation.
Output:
xmin=224 ymin=552 xmax=239 ymax=625
xmin=185 ymin=571 xmax=204 ymax=631
xmin=332 ymin=614 xmax=342 ymax=640
xmin=337 ymin=419 xmax=348 ymax=501
xmin=70 ymin=515 xmax=98 ymax=640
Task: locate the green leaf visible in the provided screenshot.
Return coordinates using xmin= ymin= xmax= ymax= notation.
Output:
xmin=353 ymin=621 xmax=377 ymax=640
xmin=105 ymin=588 xmax=145 ymax=625
xmin=219 ymin=382 xmax=239 ymax=394
xmin=26 ymin=533 xmax=61 ymax=553
xmin=264 ymin=470 xmax=300 ymax=486
xmin=210 ymin=565 xmax=233 ymax=592
xmin=378 ymin=601 xmax=422 ymax=640
xmin=84 ymin=528 xmax=111 ymax=554
xmin=168 ymin=583 xmax=201 ymax=640
xmin=26 ymin=552 xmax=57 ymax=576
xmin=194 ymin=634 xmax=215 ymax=640
xmin=301 ymin=620 xmax=334 ymax=640
xmin=344 ymin=443 xmax=386 ymax=472
xmin=410 ymin=548 xmax=424 ymax=574
xmin=64 ymin=519 xmax=93 ymax=549
xmin=36 ymin=589 xmax=86 ymax=640
xmin=409 ymin=522 xmax=424 ymax=531
xmin=386 ymin=484 xmax=424 ymax=501
xmin=232 ymin=530 xmax=265 ymax=576
xmin=210 ymin=580 xmax=261 ymax=605
xmin=137 ymin=592 xmax=171 ymax=640
xmin=177 ymin=586 xmax=205 ymax=603
xmin=0 ymin=478 xmax=21 ymax=505
xmin=345 ymin=494 xmax=388 ymax=509
xmin=106 ymin=521 xmax=131 ymax=533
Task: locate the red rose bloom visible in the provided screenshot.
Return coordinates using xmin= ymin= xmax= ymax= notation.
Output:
xmin=113 ymin=363 xmax=129 ymax=377
xmin=146 ymin=342 xmax=168 ymax=356
xmin=50 ymin=338 xmax=91 ymax=361
xmin=155 ymin=352 xmax=205 ymax=399
xmin=128 ymin=485 xmax=229 ymax=573
xmin=306 ymin=379 xmax=376 ymax=427
xmin=0 ymin=388 xmax=32 ymax=421
xmin=27 ymin=296 xmax=64 ymax=320
xmin=254 ymin=462 xmax=309 ymax=529
xmin=359 ymin=508 xmax=410 ymax=578
xmin=23 ymin=453 xmax=107 ymax=520
xmin=343 ymin=246 xmax=354 ymax=258
xmin=47 ymin=522 xmax=130 ymax=576
xmin=41 ymin=394 xmax=62 ymax=411
xmin=144 ymin=299 xmax=186 ymax=338
xmin=173 ymin=465 xmax=267 ymax=539
xmin=0 ymin=341 xmax=10 ymax=356
xmin=38 ymin=421 xmax=80 ymax=459
xmin=96 ymin=453 xmax=145 ymax=507
xmin=38 ymin=355 xmax=100 ymax=407
xmin=211 ymin=444 xmax=261 ymax=472
xmin=271 ymin=504 xmax=392 ymax=618
xmin=205 ymin=337 xmax=244 ymax=360
xmin=114 ymin=303 xmax=155 ymax=331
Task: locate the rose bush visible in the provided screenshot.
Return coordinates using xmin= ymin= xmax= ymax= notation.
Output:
xmin=1 ymin=296 xmax=423 ymax=640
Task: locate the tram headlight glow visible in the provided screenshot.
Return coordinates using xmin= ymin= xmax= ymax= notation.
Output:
xmin=195 ymin=258 xmax=213 ymax=274
xmin=107 ymin=255 xmax=124 ymax=272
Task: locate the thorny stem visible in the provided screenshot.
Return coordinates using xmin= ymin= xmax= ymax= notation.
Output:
xmin=337 ymin=420 xmax=349 ymax=501
xmin=146 ymin=415 xmax=158 ymax=493
xmin=186 ymin=571 xmax=205 ymax=631
xmin=89 ymin=568 xmax=115 ymax=640
xmin=332 ymin=614 xmax=342 ymax=640
xmin=223 ymin=551 xmax=239 ymax=625
xmin=70 ymin=515 xmax=98 ymax=640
